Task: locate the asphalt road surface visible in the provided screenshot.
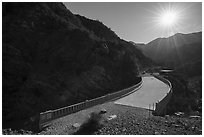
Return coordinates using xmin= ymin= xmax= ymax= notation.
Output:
xmin=114 ymin=76 xmax=170 ymax=110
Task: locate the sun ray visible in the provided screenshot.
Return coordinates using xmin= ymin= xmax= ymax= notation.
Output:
xmin=144 ymin=2 xmax=194 ymax=38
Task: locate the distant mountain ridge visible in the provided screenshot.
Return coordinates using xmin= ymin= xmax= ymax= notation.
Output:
xmin=137 ymin=31 xmax=202 ymax=68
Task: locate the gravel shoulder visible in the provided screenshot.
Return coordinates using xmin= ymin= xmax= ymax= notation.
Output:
xmin=38 ymin=101 xmax=149 ymax=135
xmin=38 ymin=101 xmax=202 ymax=135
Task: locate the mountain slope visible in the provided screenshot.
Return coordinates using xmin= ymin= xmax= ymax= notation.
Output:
xmin=2 ymin=2 xmax=150 ymax=130
xmin=140 ymin=32 xmax=202 ymax=68
xmin=76 ymin=15 xmax=120 ymax=42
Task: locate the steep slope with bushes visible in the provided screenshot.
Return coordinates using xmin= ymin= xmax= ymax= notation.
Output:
xmin=3 ymin=2 xmax=150 ymax=130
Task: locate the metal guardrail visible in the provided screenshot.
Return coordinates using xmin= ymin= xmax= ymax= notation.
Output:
xmin=152 ymin=74 xmax=173 ymax=116
xmin=39 ymin=77 xmax=142 ymax=129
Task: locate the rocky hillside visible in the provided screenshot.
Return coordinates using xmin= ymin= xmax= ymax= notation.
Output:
xmin=2 ymin=2 xmax=151 ymax=130
xmin=139 ymin=32 xmax=202 ymax=68
xmin=76 ymin=15 xmax=120 ymax=42
xmin=76 ymin=14 xmax=153 ymax=70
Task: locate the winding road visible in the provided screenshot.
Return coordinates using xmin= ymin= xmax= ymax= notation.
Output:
xmin=39 ymin=75 xmax=171 ymax=134
xmin=115 ymin=76 xmax=170 ymax=110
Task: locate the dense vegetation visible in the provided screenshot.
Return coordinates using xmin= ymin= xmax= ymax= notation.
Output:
xmin=76 ymin=15 xmax=120 ymax=42
xmin=163 ymin=71 xmax=201 ymax=115
xmin=2 ymin=2 xmax=151 ymax=131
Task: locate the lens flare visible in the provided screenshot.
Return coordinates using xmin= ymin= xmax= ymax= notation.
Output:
xmin=144 ymin=3 xmax=188 ymax=37
xmin=159 ymin=11 xmax=178 ymax=27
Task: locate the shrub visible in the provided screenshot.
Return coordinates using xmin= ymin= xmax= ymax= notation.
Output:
xmin=74 ymin=112 xmax=106 ymax=135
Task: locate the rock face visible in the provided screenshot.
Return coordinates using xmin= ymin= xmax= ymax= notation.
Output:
xmin=2 ymin=2 xmax=150 ymax=130
xmin=139 ymin=32 xmax=202 ymax=69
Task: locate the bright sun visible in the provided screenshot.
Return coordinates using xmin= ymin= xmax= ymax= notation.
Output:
xmin=160 ymin=11 xmax=178 ymax=26
xmin=147 ymin=3 xmax=186 ymax=37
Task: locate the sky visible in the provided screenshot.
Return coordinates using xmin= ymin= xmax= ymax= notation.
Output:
xmin=64 ymin=2 xmax=202 ymax=44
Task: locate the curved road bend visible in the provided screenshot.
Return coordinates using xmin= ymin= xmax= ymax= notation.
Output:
xmin=38 ymin=75 xmax=170 ymax=134
xmin=114 ymin=76 xmax=170 ymax=110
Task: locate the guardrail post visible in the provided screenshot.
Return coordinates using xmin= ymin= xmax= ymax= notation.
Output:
xmin=149 ymin=104 xmax=151 ymax=117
